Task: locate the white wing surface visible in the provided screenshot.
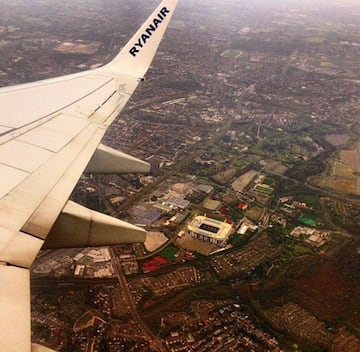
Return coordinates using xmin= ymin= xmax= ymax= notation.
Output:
xmin=0 ymin=0 xmax=179 ymax=350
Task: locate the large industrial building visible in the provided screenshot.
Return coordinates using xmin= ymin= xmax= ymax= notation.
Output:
xmin=187 ymin=215 xmax=233 ymax=246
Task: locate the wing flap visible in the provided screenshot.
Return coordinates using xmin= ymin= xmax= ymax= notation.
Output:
xmin=61 ymin=72 xmax=139 ymax=126
xmin=17 ymin=125 xmax=78 ymax=153
xmin=42 ymin=113 xmax=90 ymax=136
xmin=0 ymin=164 xmax=28 ymax=199
xmin=0 ymin=230 xmax=43 ymax=268
xmin=0 ymin=123 xmax=102 ymax=238
xmin=0 ymin=127 xmax=12 ymax=135
xmin=21 ymin=125 xmax=105 ymax=240
xmin=0 ymin=140 xmax=53 ymax=173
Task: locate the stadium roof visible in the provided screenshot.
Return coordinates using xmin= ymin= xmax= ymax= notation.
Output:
xmin=188 ymin=215 xmax=232 ymax=240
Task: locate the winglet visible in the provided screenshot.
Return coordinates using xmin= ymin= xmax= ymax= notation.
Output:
xmin=103 ymin=0 xmax=179 ymax=78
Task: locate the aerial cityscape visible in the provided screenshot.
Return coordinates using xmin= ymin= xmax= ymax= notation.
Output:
xmin=1 ymin=0 xmax=360 ymax=351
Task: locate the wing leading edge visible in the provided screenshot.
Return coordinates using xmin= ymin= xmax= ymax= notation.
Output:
xmin=0 ymin=0 xmax=179 ymax=350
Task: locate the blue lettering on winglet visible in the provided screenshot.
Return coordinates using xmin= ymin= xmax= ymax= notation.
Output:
xmin=129 ymin=7 xmax=170 ymax=57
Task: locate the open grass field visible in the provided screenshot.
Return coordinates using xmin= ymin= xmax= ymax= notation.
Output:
xmin=232 ymin=170 xmax=258 ymax=192
xmin=221 ymin=49 xmax=244 ymax=59
xmin=325 ymin=134 xmax=349 ymax=147
xmin=262 ymin=159 xmax=288 ymax=174
xmin=213 ymin=167 xmax=237 ymax=185
xmin=306 ymin=36 xmax=326 ymax=43
xmin=320 ymin=61 xmax=338 ymax=68
xmin=54 ymin=41 xmax=100 ymax=55
xmin=333 ymin=161 xmax=354 ymax=177
xmin=298 ymin=214 xmax=317 ymax=227
xmin=159 ymin=246 xmax=178 ymax=261
xmin=254 ymin=184 xmax=273 ymax=195
xmin=312 ymin=143 xmax=360 ymax=195
xmin=313 ymin=176 xmax=358 ymax=195
xmin=245 ymin=206 xmax=264 ymax=222
xmin=340 ymin=143 xmax=360 ymax=170
xmin=177 ymin=233 xmax=215 ymax=256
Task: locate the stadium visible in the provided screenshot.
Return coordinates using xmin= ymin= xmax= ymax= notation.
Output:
xmin=187 ymin=215 xmax=233 ymax=246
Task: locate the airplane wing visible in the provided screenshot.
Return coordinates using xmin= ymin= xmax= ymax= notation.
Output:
xmin=0 ymin=0 xmax=179 ymax=350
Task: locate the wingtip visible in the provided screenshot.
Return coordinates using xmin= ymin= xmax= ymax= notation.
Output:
xmin=103 ymin=0 xmax=180 ymax=78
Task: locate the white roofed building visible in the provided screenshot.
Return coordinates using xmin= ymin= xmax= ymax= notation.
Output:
xmin=187 ymin=215 xmax=233 ymax=246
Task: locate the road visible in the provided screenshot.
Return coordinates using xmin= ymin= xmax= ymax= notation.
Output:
xmin=108 ymin=247 xmax=168 ymax=352
xmin=116 ymin=116 xmax=234 ymax=213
